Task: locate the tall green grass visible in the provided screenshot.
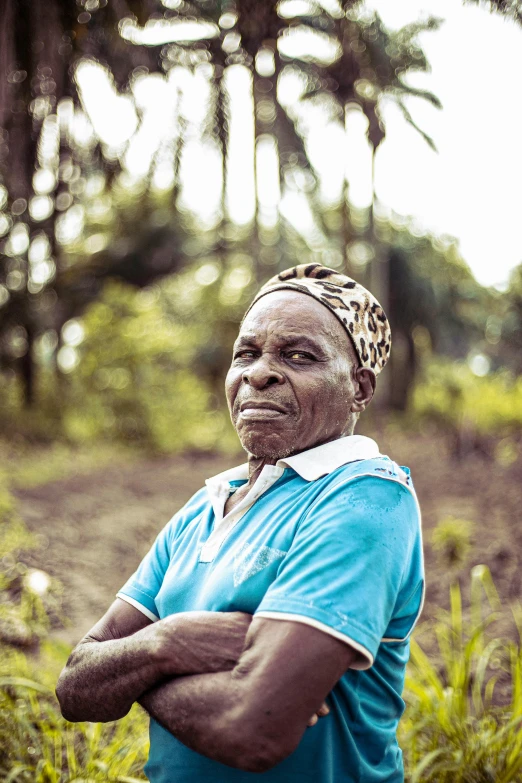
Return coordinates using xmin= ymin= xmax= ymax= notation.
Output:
xmin=0 ymin=643 xmax=149 ymax=782
xmin=401 ymin=565 xmax=522 ymax=782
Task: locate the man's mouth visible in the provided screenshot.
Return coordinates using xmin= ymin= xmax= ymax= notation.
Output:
xmin=238 ymin=401 xmax=289 ymax=419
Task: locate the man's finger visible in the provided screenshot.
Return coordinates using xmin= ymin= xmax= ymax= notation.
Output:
xmin=307 ymin=713 xmax=319 ymax=727
xmin=317 ymin=702 xmax=329 ymax=717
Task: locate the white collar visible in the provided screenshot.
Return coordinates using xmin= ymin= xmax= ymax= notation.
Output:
xmin=205 ymin=435 xmax=380 ymax=487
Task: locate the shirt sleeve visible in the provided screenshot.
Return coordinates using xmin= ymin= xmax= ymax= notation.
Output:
xmin=117 ymin=521 xmax=173 ymax=621
xmin=255 ymin=475 xmax=423 ymax=670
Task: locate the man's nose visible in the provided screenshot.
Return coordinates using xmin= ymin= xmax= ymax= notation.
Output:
xmin=242 ymin=356 xmax=284 ymax=389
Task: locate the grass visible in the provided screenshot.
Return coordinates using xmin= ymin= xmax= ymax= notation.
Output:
xmin=400 ymin=566 xmax=522 ymax=782
xmin=0 ymin=484 xmax=148 ymax=782
xmin=0 ymin=642 xmax=149 ymax=783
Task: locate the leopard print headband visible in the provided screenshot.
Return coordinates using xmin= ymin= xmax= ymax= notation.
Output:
xmin=249 ymin=263 xmax=391 ymax=376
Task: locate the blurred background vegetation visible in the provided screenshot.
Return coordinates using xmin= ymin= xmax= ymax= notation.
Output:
xmin=1 ymin=0 xmax=521 ymax=456
xmin=1 ymin=0 xmax=522 ymax=781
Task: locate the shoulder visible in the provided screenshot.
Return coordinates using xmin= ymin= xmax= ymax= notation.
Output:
xmin=181 ymin=485 xmax=211 ymax=514
xmin=320 ymin=455 xmax=416 ymax=500
xmin=307 ymin=456 xmax=420 ymax=532
xmin=161 ymin=485 xmax=211 ymax=542
xmin=336 ymin=455 xmax=413 ymax=487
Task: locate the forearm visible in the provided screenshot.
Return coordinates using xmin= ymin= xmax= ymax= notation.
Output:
xmin=57 ymin=625 xmax=166 ymax=723
xmin=140 ymin=671 xmax=299 ymax=772
xmin=56 ymin=610 xmax=252 ymax=724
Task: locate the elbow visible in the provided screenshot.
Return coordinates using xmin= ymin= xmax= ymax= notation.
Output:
xmin=57 ymin=702 xmax=81 ymax=723
xmin=237 ymin=753 xmax=287 ymax=774
xmin=231 ymin=739 xmax=293 ymax=773
xmin=55 ymin=648 xmax=90 ymax=722
xmin=220 ymin=718 xmax=298 ymax=773
xmin=55 ymin=667 xmax=127 ymax=723
xmin=55 ymin=671 xmax=81 ymax=723
xmin=56 ymin=687 xmax=126 ymax=723
xmin=55 ymin=668 xmax=90 ymax=723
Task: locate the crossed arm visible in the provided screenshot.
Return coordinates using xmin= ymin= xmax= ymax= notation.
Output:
xmin=56 ymin=599 xmax=359 ymax=772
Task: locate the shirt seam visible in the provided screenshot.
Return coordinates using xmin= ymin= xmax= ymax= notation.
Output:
xmin=255 ymin=611 xmax=373 ymax=670
xmin=119 ymin=582 xmax=158 ymax=605
xmin=256 ymin=596 xmax=381 ymax=652
xmin=117 ymin=593 xmax=159 ymax=622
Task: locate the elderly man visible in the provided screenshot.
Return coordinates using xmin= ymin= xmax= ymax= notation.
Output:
xmin=57 ymin=263 xmax=424 ymax=783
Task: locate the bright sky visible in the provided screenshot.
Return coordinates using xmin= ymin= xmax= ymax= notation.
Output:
xmin=72 ymin=0 xmax=522 ymax=290
xmin=368 ymin=0 xmax=522 ymax=288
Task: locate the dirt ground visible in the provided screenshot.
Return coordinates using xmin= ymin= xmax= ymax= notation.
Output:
xmin=14 ymin=431 xmax=522 ymax=645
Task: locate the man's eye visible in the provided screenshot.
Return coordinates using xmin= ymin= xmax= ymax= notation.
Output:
xmin=287 ymin=351 xmax=313 ymax=361
xmin=234 ymin=350 xmax=256 ymax=360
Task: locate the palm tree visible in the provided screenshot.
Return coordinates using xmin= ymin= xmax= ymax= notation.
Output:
xmin=466 ymin=0 xmax=522 ymax=25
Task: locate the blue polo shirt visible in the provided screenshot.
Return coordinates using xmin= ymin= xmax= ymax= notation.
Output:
xmin=118 ymin=435 xmax=424 ymax=783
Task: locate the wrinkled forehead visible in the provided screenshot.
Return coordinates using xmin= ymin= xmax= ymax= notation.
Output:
xmin=238 ymin=289 xmax=354 ymax=353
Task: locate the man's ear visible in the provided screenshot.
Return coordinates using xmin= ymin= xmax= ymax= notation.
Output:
xmin=350 ymin=368 xmax=376 ymax=413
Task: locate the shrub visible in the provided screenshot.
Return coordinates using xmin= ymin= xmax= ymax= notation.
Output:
xmin=431 ymin=516 xmax=474 ymax=570
xmin=412 ymin=359 xmax=522 ymax=439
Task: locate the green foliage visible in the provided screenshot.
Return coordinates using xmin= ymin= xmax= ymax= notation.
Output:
xmin=60 ymin=279 xmax=238 ymax=453
xmin=0 ymin=276 xmax=243 ymax=454
xmin=401 ymin=565 xmax=522 ymax=782
xmin=386 ymin=230 xmax=491 ymax=360
xmin=0 ymin=0 xmax=444 ymax=413
xmin=412 ymin=358 xmax=522 ymax=436
xmin=431 ymin=517 xmax=474 ymax=570
xmin=501 ymin=263 xmax=522 ymax=374
xmin=0 ymin=642 xmax=148 ymax=783
xmin=465 ymin=0 xmax=522 ymax=27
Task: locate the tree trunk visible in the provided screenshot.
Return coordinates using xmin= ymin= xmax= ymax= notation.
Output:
xmin=20 ymin=324 xmax=34 ymax=407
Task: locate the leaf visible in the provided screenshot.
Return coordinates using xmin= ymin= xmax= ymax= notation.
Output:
xmin=410 ymin=748 xmax=447 ymax=783
xmin=398 ymin=83 xmax=443 ymax=110
xmin=4 ymin=766 xmax=33 ymax=783
xmin=408 ymin=637 xmax=445 ymax=697
xmin=0 ymin=677 xmax=52 ymax=695
xmin=395 ymin=98 xmax=437 ymax=152
xmin=115 ymin=777 xmax=149 ymax=783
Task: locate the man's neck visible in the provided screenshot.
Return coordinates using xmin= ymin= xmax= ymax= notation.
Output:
xmin=245 ymin=429 xmax=356 ymax=485
xmin=246 ymin=455 xmax=277 ymax=485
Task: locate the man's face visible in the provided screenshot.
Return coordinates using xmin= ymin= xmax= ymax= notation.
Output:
xmin=225 ymin=289 xmax=363 ymax=461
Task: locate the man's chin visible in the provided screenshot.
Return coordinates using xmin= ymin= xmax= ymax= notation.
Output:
xmin=238 ymin=430 xmax=298 ymax=462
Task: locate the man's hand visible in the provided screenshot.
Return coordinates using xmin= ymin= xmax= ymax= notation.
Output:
xmin=307 ymin=701 xmax=329 ymax=727
xmin=153 ymin=610 xmax=252 ymax=676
